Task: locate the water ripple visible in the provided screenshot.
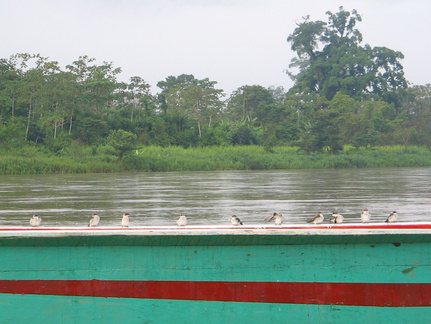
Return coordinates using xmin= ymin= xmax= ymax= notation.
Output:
xmin=1 ymin=168 xmax=430 ymax=226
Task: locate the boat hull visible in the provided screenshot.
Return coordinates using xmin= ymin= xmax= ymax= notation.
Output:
xmin=1 ymin=224 xmax=431 ymax=323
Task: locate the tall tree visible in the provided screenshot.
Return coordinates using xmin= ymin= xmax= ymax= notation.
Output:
xmin=120 ymin=76 xmax=154 ymax=121
xmin=0 ymin=58 xmax=20 ymax=120
xmin=226 ymin=85 xmax=275 ymax=125
xmin=227 ymin=85 xmax=298 ymax=146
xmin=66 ymin=56 xmax=121 ymax=115
xmin=158 ymin=75 xmax=224 ymax=137
xmin=287 ymin=7 xmax=407 ymax=103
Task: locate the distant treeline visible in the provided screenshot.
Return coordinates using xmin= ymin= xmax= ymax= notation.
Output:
xmin=0 ymin=53 xmax=430 ymax=156
xmin=1 ymin=8 xmax=431 ymax=164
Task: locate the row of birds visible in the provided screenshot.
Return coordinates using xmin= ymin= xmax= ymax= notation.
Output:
xmin=29 ymin=213 xmax=128 ymax=227
xmin=232 ymin=209 xmax=397 ymax=226
xmin=305 ymin=209 xmax=397 ymax=224
xmin=28 ymin=209 xmax=398 ymax=227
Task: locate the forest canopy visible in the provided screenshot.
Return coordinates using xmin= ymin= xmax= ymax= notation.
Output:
xmin=0 ymin=7 xmax=430 ymax=157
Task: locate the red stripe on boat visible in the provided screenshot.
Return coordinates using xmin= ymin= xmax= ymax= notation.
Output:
xmin=0 ymin=280 xmax=430 ymax=307
xmin=4 ymin=222 xmax=431 ymax=231
xmin=3 ymin=223 xmax=431 ymax=231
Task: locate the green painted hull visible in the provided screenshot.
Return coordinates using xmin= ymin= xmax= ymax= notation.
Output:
xmin=1 ymin=224 xmax=431 ymax=323
xmin=3 ymin=295 xmax=430 ymax=324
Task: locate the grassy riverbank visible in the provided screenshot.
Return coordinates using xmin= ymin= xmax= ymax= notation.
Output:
xmin=1 ymin=145 xmax=431 ymax=175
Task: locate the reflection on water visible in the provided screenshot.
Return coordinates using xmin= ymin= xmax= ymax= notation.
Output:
xmin=0 ymin=168 xmax=431 ymax=226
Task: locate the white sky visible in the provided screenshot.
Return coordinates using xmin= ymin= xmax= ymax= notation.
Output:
xmin=1 ymin=0 xmax=430 ymax=95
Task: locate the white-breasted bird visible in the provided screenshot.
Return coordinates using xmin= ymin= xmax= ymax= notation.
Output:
xmin=330 ymin=212 xmax=344 ymax=224
xmin=361 ymin=209 xmax=370 ymax=223
xmin=121 ymin=213 xmax=130 ymax=227
xmin=176 ymin=214 xmax=187 ymax=226
xmin=307 ymin=212 xmax=324 ymax=224
xmin=88 ymin=213 xmax=100 ymax=227
xmin=265 ymin=212 xmax=283 ymax=225
xmin=30 ymin=214 xmax=42 ymax=227
xmin=385 ymin=211 xmax=398 ymax=223
xmin=231 ymin=215 xmax=243 ymax=226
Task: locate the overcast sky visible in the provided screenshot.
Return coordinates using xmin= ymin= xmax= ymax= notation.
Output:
xmin=1 ymin=0 xmax=430 ymax=95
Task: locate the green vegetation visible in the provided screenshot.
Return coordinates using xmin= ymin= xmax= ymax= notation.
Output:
xmin=1 ymin=7 xmax=431 ymax=174
xmin=1 ymin=145 xmax=431 ymax=174
xmin=128 ymin=145 xmax=431 ymax=171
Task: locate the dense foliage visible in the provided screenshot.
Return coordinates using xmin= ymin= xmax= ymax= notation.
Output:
xmin=287 ymin=8 xmax=406 ymax=102
xmin=1 ymin=7 xmax=431 ymax=163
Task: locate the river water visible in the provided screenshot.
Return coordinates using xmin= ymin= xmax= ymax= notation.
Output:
xmin=1 ymin=168 xmax=430 ymax=227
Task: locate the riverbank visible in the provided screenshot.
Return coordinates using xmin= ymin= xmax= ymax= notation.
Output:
xmin=1 ymin=145 xmax=431 ymax=175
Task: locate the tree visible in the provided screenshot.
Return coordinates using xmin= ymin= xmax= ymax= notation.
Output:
xmin=120 ymin=76 xmax=154 ymax=121
xmin=231 ymin=123 xmax=260 ymax=145
xmin=399 ymin=84 xmax=431 ymax=147
xmin=158 ymin=74 xmax=224 ymax=137
xmin=107 ymin=129 xmax=138 ymax=158
xmin=299 ymin=109 xmax=343 ymax=153
xmin=225 ymin=85 xmax=275 ymax=125
xmin=13 ymin=55 xmax=47 ymax=142
xmin=157 ymin=74 xmax=196 ymax=93
xmin=287 ymin=7 xmax=407 ymax=103
xmin=0 ymin=58 xmax=21 ymax=120
xmin=66 ymin=56 xmax=121 ymax=114
xmin=156 ymin=74 xmax=196 ymax=115
xmin=226 ymin=85 xmax=295 ymax=146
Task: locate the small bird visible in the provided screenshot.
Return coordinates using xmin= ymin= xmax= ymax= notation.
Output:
xmin=330 ymin=212 xmax=344 ymax=224
xmin=265 ymin=212 xmax=283 ymax=225
xmin=121 ymin=213 xmax=130 ymax=227
xmin=361 ymin=209 xmax=370 ymax=223
xmin=176 ymin=214 xmax=187 ymax=226
xmin=307 ymin=212 xmax=324 ymax=224
xmin=385 ymin=211 xmax=398 ymax=223
xmin=231 ymin=215 xmax=243 ymax=226
xmin=88 ymin=213 xmax=100 ymax=227
xmin=30 ymin=214 xmax=42 ymax=227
